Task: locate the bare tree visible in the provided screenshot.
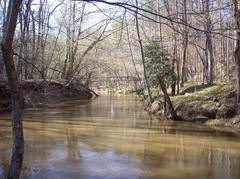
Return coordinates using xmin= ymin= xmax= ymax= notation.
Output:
xmin=233 ymin=0 xmax=240 ymax=102
xmin=135 ymin=0 xmax=152 ymax=102
xmin=125 ymin=18 xmax=141 ymax=81
xmin=1 ymin=0 xmax=24 ymax=178
xmin=180 ymin=0 xmax=188 ymax=87
xmin=203 ymin=0 xmax=214 ymax=84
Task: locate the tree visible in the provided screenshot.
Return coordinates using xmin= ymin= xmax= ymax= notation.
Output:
xmin=203 ymin=0 xmax=214 ymax=84
xmin=180 ymin=0 xmax=188 ymax=87
xmin=0 ymin=51 xmax=4 ymax=80
xmin=144 ymin=43 xmax=176 ymax=88
xmin=233 ymin=0 xmax=240 ymax=103
xmin=1 ymin=0 xmax=24 ymax=178
xmin=144 ymin=42 xmax=178 ymax=120
xmin=135 ymin=0 xmax=153 ymax=102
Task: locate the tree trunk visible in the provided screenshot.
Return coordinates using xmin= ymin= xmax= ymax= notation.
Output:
xmin=0 ymin=0 xmax=24 ymax=178
xmin=66 ymin=0 xmax=75 ymax=81
xmin=203 ymin=0 xmax=214 ymax=84
xmin=135 ymin=0 xmax=153 ymax=102
xmin=30 ymin=9 xmax=36 ymax=79
xmin=176 ymin=60 xmax=180 ymax=94
xmin=125 ymin=19 xmax=141 ymax=82
xmin=163 ymin=0 xmax=177 ymax=95
xmin=157 ymin=75 xmax=179 ymax=120
xmin=233 ymin=0 xmax=240 ymax=103
xmin=181 ymin=40 xmax=188 ymax=87
xmin=180 ymin=0 xmax=188 ymax=87
xmin=0 ymin=52 xmax=5 ymax=80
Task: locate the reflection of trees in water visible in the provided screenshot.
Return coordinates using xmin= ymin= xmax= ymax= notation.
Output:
xmin=0 ymin=128 xmax=10 ymax=177
xmin=0 ymin=119 xmax=14 ymax=177
xmin=21 ymin=115 xmax=50 ymax=177
xmin=20 ymin=109 xmax=83 ymax=177
xmin=141 ymin=127 xmax=240 ymax=179
xmin=65 ymin=120 xmax=81 ymax=161
xmin=92 ymin=95 xmax=139 ymax=119
xmin=1 ymin=95 xmax=240 ymax=178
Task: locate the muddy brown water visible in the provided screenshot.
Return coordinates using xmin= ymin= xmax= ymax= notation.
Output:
xmin=0 ymin=94 xmax=240 ymax=179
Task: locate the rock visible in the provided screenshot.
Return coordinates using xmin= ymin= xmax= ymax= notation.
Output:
xmin=174 ymin=102 xmax=193 ymax=120
xmin=222 ymin=91 xmax=237 ymax=103
xmin=216 ymin=104 xmax=236 ymax=119
xmin=223 ymin=91 xmax=236 ymax=99
xmin=156 ymin=110 xmax=162 ymax=116
xmin=229 ymin=115 xmax=240 ymax=124
xmin=216 ymin=102 xmax=221 ymax=107
xmin=150 ymin=100 xmax=162 ymax=113
xmin=199 ymin=108 xmax=217 ymax=119
xmin=174 ymin=102 xmax=218 ymax=120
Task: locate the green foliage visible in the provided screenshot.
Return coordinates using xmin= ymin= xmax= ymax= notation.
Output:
xmin=144 ymin=42 xmax=176 ymax=88
xmin=134 ymin=86 xmax=145 ymax=96
xmin=171 ymin=83 xmax=234 ymax=103
xmin=180 ymin=84 xmax=214 ymax=95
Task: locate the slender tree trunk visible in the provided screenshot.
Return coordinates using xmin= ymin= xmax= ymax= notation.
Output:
xmin=66 ymin=0 xmax=76 ymax=81
xmin=203 ymin=0 xmax=214 ymax=84
xmin=206 ymin=34 xmax=214 ymax=84
xmin=181 ymin=40 xmax=188 ymax=87
xmin=157 ymin=75 xmax=178 ymax=120
xmin=30 ymin=10 xmax=36 ymax=79
xmin=23 ymin=0 xmax=31 ymax=79
xmin=16 ymin=8 xmax=23 ymax=79
xmin=180 ymin=0 xmax=188 ymax=87
xmin=163 ymin=0 xmax=178 ymax=94
xmin=1 ymin=0 xmax=24 ymax=178
xmin=171 ymin=63 xmax=176 ymax=96
xmin=0 ymin=52 xmax=4 ymax=80
xmin=226 ymin=25 xmax=230 ymax=82
xmin=171 ymin=23 xmax=178 ymax=95
xmin=176 ymin=60 xmax=180 ymax=94
xmin=232 ymin=0 xmax=240 ymax=103
xmin=125 ymin=19 xmax=141 ymax=82
xmin=135 ymin=0 xmax=153 ymax=102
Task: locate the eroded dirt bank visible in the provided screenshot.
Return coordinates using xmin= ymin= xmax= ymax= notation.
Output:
xmin=0 ymin=80 xmax=93 ymax=112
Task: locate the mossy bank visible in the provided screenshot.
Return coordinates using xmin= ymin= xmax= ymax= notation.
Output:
xmin=147 ymin=83 xmax=240 ymax=128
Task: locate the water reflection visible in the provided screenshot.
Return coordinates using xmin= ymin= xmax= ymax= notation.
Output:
xmin=0 ymin=94 xmax=239 ymax=178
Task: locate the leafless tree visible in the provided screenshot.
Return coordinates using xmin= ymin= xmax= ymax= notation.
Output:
xmin=1 ymin=0 xmax=24 ymax=178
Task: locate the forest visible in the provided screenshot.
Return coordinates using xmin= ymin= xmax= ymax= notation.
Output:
xmin=0 ymin=0 xmax=240 ymax=178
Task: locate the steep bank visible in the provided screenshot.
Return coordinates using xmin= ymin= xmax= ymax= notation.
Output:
xmin=0 ymin=80 xmax=93 ymax=112
xmin=147 ymin=84 xmax=240 ymax=127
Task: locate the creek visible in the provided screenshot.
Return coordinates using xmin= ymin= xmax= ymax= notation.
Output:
xmin=0 ymin=94 xmax=239 ymax=179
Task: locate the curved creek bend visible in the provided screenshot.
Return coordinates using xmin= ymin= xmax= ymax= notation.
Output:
xmin=0 ymin=94 xmax=240 ymax=179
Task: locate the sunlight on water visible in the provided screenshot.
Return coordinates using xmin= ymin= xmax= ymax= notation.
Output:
xmin=0 ymin=94 xmax=240 ymax=179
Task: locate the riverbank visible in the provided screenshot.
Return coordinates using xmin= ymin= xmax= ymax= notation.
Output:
xmin=147 ymin=83 xmax=240 ymax=128
xmin=0 ymin=80 xmax=93 ymax=112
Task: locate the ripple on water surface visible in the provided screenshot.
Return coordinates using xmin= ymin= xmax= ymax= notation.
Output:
xmin=0 ymin=94 xmax=240 ymax=179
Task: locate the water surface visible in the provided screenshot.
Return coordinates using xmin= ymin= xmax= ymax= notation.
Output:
xmin=0 ymin=94 xmax=240 ymax=179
